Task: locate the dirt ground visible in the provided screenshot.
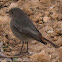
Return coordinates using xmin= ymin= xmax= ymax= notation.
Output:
xmin=0 ymin=0 xmax=62 ymax=62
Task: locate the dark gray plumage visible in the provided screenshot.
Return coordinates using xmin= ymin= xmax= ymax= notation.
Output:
xmin=6 ymin=8 xmax=59 ymax=53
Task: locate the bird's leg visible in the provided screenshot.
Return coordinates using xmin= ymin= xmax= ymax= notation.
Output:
xmin=20 ymin=41 xmax=29 ymax=54
xmin=14 ymin=41 xmax=24 ymax=56
xmin=26 ymin=42 xmax=28 ymax=53
xmin=21 ymin=41 xmax=24 ymax=53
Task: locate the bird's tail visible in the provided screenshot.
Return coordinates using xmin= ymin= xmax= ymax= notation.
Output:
xmin=41 ymin=36 xmax=59 ymax=48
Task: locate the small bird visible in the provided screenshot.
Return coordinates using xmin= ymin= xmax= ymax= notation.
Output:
xmin=6 ymin=7 xmax=58 ymax=53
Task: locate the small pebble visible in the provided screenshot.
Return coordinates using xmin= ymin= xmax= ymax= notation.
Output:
xmin=43 ymin=17 xmax=50 ymax=22
xmin=47 ymin=30 xmax=54 ymax=33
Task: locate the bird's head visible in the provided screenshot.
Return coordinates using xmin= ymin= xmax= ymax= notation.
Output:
xmin=6 ymin=7 xmax=23 ymax=17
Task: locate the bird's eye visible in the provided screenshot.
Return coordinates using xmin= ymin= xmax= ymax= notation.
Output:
xmin=11 ymin=11 xmax=13 ymax=14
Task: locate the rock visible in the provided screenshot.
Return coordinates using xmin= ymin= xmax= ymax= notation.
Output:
xmin=47 ymin=30 xmax=54 ymax=34
xmin=56 ymin=37 xmax=62 ymax=46
xmin=0 ymin=41 xmax=3 ymax=52
xmin=1 ymin=59 xmax=7 ymax=62
xmin=58 ymin=47 xmax=62 ymax=62
xmin=43 ymin=16 xmax=50 ymax=22
xmin=38 ymin=21 xmax=43 ymax=24
xmin=50 ymin=12 xmax=58 ymax=19
xmin=51 ymin=36 xmax=58 ymax=41
xmin=0 ymin=52 xmax=6 ymax=57
xmin=30 ymin=51 xmax=51 ymax=62
xmin=50 ymin=6 xmax=54 ymax=9
xmin=4 ymin=58 xmax=12 ymax=62
xmin=31 ymin=40 xmax=37 ymax=44
xmin=9 ymin=2 xmax=18 ymax=9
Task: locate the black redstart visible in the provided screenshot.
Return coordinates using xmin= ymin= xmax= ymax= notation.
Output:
xmin=6 ymin=7 xmax=58 ymax=53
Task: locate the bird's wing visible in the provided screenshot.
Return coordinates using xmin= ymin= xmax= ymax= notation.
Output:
xmin=12 ymin=20 xmax=41 ymax=41
xmin=20 ymin=28 xmax=41 ymax=40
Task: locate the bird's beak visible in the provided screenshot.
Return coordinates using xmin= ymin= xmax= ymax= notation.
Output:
xmin=6 ymin=11 xmax=9 ymax=13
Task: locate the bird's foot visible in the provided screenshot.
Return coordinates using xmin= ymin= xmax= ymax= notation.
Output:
xmin=20 ymin=51 xmax=29 ymax=54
